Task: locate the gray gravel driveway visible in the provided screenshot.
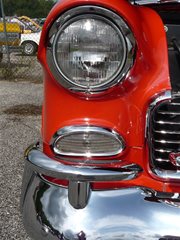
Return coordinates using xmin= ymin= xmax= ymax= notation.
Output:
xmin=0 ymin=78 xmax=43 ymax=239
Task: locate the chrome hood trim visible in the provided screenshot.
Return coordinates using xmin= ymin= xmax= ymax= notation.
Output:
xmin=21 ymin=170 xmax=180 ymax=240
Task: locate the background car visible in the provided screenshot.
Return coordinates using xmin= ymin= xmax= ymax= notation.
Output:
xmin=10 ymin=16 xmax=41 ymax=55
xmin=0 ymin=22 xmax=21 ymax=60
xmin=20 ymin=31 xmax=41 ymax=56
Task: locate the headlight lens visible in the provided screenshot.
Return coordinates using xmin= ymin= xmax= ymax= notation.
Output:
xmin=53 ymin=17 xmax=126 ymax=89
xmin=47 ymin=6 xmax=136 ymax=94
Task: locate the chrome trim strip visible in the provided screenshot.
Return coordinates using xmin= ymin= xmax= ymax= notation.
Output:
xmin=26 ymin=144 xmax=142 ymax=182
xmin=154 ymin=149 xmax=172 ymax=153
xmin=171 ymin=102 xmax=180 ymax=106
xmin=132 ymin=0 xmax=180 ymax=5
xmin=154 ymin=158 xmax=170 ymax=162
xmin=154 ymin=139 xmax=180 ymax=144
xmin=51 ymin=125 xmax=126 ymax=157
xmin=155 ymin=120 xmax=180 ymax=125
xmin=21 ymin=171 xmax=180 ymax=240
xmin=154 ymin=130 xmax=180 ymax=134
xmin=46 ymin=6 xmax=136 ymax=95
xmin=157 ymin=111 xmax=180 ymax=115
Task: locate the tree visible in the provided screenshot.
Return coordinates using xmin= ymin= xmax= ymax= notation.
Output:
xmin=3 ymin=0 xmax=55 ymax=18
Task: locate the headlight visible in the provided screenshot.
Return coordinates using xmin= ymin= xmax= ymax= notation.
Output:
xmin=47 ymin=6 xmax=136 ymax=94
xmin=54 ymin=18 xmax=126 ymax=89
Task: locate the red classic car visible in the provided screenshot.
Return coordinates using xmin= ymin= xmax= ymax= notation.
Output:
xmin=21 ymin=0 xmax=180 ymax=239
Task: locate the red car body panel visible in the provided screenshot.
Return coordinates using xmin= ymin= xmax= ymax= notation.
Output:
xmin=38 ymin=0 xmax=171 ymax=191
xmin=21 ymin=1 xmax=180 ymax=239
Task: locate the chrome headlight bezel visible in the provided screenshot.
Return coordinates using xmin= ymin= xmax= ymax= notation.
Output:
xmin=47 ymin=6 xmax=136 ymax=95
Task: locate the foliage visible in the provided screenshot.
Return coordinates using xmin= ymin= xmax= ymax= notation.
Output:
xmin=3 ymin=0 xmax=55 ymax=18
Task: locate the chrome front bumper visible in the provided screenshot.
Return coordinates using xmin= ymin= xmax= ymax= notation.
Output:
xmin=21 ymin=144 xmax=180 ymax=240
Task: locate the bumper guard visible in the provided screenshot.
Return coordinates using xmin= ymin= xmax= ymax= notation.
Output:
xmin=21 ymin=144 xmax=180 ymax=240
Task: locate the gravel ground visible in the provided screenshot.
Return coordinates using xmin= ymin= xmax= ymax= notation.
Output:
xmin=0 ymin=79 xmax=43 ymax=239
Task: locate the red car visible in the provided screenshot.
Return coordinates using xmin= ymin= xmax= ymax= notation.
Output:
xmin=21 ymin=0 xmax=180 ymax=239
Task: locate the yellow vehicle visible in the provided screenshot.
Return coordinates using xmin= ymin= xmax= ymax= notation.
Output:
xmin=18 ymin=16 xmax=41 ymax=33
xmin=0 ymin=22 xmax=21 ymax=61
xmin=0 ymin=22 xmax=21 ymax=46
xmin=11 ymin=16 xmax=41 ymax=34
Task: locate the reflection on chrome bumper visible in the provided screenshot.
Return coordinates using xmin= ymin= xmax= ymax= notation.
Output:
xmin=21 ymin=171 xmax=180 ymax=240
xmin=21 ymin=144 xmax=180 ymax=239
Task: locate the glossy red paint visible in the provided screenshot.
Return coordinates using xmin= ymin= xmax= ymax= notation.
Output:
xmin=38 ymin=0 xmax=173 ymax=191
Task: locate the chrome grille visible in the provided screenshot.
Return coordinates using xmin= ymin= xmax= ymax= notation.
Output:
xmin=149 ymin=96 xmax=180 ymax=174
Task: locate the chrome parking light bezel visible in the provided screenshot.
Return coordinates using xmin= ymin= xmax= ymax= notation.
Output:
xmin=50 ymin=125 xmax=126 ymax=157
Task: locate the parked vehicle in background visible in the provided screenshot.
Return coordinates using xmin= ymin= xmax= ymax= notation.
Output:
xmin=0 ymin=22 xmax=21 ymax=46
xmin=21 ymin=31 xmax=41 ymax=56
xmin=21 ymin=0 xmax=180 ymax=239
xmin=18 ymin=16 xmax=41 ymax=33
xmin=0 ymin=22 xmax=21 ymax=61
xmin=10 ymin=16 xmax=41 ymax=33
xmin=10 ymin=16 xmax=41 ymax=56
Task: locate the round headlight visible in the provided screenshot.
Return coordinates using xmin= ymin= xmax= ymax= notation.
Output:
xmin=53 ymin=17 xmax=126 ymax=89
xmin=47 ymin=6 xmax=136 ymax=94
